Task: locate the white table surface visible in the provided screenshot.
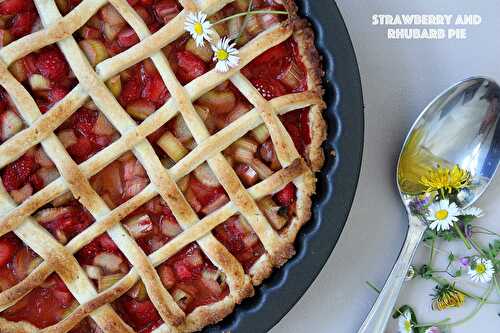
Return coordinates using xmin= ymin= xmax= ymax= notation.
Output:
xmin=271 ymin=0 xmax=500 ymax=332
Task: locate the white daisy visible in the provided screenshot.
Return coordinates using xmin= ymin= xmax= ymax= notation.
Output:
xmin=185 ymin=11 xmax=214 ymax=47
xmin=212 ymin=37 xmax=240 ymax=73
xmin=426 ymin=199 xmax=459 ymax=231
xmin=468 ymin=257 xmax=495 ymax=283
xmin=398 ymin=309 xmax=414 ymax=333
xmin=461 ymin=206 xmax=484 ymax=217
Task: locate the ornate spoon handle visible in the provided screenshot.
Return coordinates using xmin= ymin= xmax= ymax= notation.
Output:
xmin=358 ymin=215 xmax=426 ymax=333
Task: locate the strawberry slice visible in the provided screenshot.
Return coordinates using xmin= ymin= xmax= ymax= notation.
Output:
xmin=120 ymin=78 xmax=142 ymax=105
xmin=175 ymin=51 xmax=207 ymax=85
xmin=29 ymin=172 xmax=44 ymax=191
xmin=1 ymin=154 xmax=38 ymax=191
xmin=0 ymin=89 xmax=9 ymax=112
xmin=122 ymin=298 xmax=161 ymax=328
xmin=36 ymin=47 xmax=69 ymax=81
xmin=48 ymin=86 xmax=68 ymax=104
xmin=117 ymin=28 xmax=139 ymax=48
xmin=153 ymin=0 xmax=180 ymax=24
xmin=98 ymin=234 xmax=119 ymax=252
xmin=299 ymin=108 xmax=311 ymax=145
xmin=173 ymin=262 xmax=192 ymax=281
xmin=22 ymin=53 xmax=38 ymax=76
xmin=0 ymin=0 xmax=34 ymax=15
xmin=10 ymin=10 xmax=38 ymax=38
xmin=67 ymin=137 xmax=94 ymax=162
xmin=251 ymin=78 xmax=288 ymax=100
xmin=252 ymin=43 xmax=289 ymax=67
xmin=245 ymin=42 xmax=292 ymax=79
xmin=141 ymin=73 xmax=168 ymax=105
xmin=274 ymin=183 xmax=296 ymax=207
xmin=71 ymin=108 xmax=97 ymax=137
xmin=0 ymin=239 xmax=16 ymax=266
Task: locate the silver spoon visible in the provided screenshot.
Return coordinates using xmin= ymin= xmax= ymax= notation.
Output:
xmin=358 ymin=77 xmax=500 ymax=333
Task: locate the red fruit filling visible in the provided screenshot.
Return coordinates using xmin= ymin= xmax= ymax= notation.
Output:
xmin=90 ymin=152 xmax=150 ymax=208
xmin=1 ymin=147 xmax=59 ymax=203
xmin=213 ymin=216 xmax=265 ymax=271
xmin=156 ymin=243 xmax=229 ymax=314
xmin=0 ymin=273 xmax=75 ymax=329
xmin=0 ymin=233 xmax=40 ymax=291
xmin=56 ymin=107 xmax=119 ymax=163
xmin=184 ymin=172 xmax=229 ymax=218
xmin=9 ymin=46 xmax=77 ymax=113
xmin=129 ymin=0 xmax=181 ymax=33
xmin=114 ymin=296 xmax=162 ymax=332
xmin=76 ymin=234 xmax=129 ymax=270
xmin=0 ymin=0 xmax=39 ymax=43
xmin=0 ymin=87 xmax=25 ymax=143
xmin=117 ymin=60 xmax=170 ymax=120
xmin=243 ymin=38 xmax=311 ymax=156
xmin=34 ymin=200 xmax=95 ymax=244
xmin=74 ymin=4 xmax=140 ymax=66
xmin=124 ymin=196 xmax=181 ymax=255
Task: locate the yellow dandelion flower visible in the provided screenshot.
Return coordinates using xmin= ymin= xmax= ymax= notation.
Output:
xmin=431 ymin=284 xmax=465 ymax=311
xmin=420 ymin=165 xmax=471 ymax=196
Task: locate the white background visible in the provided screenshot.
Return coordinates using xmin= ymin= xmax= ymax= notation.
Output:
xmin=271 ymin=0 xmax=500 ymax=332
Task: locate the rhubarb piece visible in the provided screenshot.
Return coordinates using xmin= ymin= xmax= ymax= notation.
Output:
xmin=106 ymin=75 xmax=122 ymax=97
xmin=79 ymin=39 xmax=109 ymax=67
xmin=126 ymin=99 xmax=155 ymax=120
xmin=251 ymin=124 xmax=270 ymax=143
xmin=158 ymin=264 xmax=175 ymax=289
xmin=127 ymin=281 xmax=147 ymax=301
xmin=124 ymin=214 xmax=153 ymax=239
xmin=197 ymin=90 xmax=236 ymax=115
xmin=1 ymin=110 xmax=23 ymax=141
xmin=98 ymin=273 xmax=125 ymax=292
xmin=29 ymin=74 xmax=50 ymax=90
xmin=235 ymin=163 xmax=258 ymax=187
xmin=193 ymin=162 xmax=219 ymax=187
xmin=157 ymin=131 xmax=188 ymax=162
xmin=185 ymin=38 xmax=213 ymax=62
xmin=258 ymin=196 xmax=287 ymax=230
xmin=84 ymin=264 xmax=103 ymax=280
xmin=93 ymin=252 xmax=124 ymax=273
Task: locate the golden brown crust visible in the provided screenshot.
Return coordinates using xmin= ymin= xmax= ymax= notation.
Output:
xmin=0 ymin=1 xmax=327 ymax=332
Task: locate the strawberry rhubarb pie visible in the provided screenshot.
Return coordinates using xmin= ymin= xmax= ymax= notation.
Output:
xmin=0 ymin=0 xmax=327 ymax=332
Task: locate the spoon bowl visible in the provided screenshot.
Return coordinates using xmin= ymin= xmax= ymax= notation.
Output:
xmin=359 ymin=77 xmax=500 ymax=333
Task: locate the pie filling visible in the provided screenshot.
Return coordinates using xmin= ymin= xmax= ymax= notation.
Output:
xmin=0 ymin=0 xmax=40 ymax=47
xmin=0 ymin=0 xmax=318 ymax=330
xmin=0 ymin=233 xmax=76 ymax=329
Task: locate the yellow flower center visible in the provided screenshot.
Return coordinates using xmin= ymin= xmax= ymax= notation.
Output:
xmin=476 ymin=263 xmax=486 ymax=274
xmin=194 ymin=22 xmax=203 ymax=34
xmin=404 ymin=320 xmax=412 ymax=332
xmin=435 ymin=209 xmax=449 ymax=220
xmin=216 ymin=49 xmax=229 ymax=61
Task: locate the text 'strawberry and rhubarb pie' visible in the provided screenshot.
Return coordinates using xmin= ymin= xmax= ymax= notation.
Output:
xmin=0 ymin=0 xmax=327 ymax=331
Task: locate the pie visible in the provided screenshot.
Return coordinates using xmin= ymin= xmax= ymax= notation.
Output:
xmin=0 ymin=0 xmax=326 ymax=332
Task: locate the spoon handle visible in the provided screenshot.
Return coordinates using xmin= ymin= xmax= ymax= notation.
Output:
xmin=358 ymin=215 xmax=426 ymax=333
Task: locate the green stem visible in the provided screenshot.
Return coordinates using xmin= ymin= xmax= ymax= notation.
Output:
xmin=453 ymin=223 xmax=472 ymax=249
xmin=235 ymin=0 xmax=253 ymax=42
xmin=443 ymin=283 xmax=493 ymax=328
xmin=471 ymin=226 xmax=500 ymax=237
xmin=365 ymin=281 xmax=381 ymax=294
xmin=413 ymin=317 xmax=451 ymax=328
xmin=213 ymin=10 xmax=289 ymax=25
xmin=422 ymin=242 xmax=449 ymax=255
xmin=431 ymin=276 xmax=500 ymax=304
xmin=428 ymin=238 xmax=435 ymax=266
xmin=467 ymin=237 xmax=487 ymax=257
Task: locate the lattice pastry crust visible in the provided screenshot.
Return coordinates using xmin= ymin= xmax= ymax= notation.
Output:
xmin=0 ymin=0 xmax=326 ymax=331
